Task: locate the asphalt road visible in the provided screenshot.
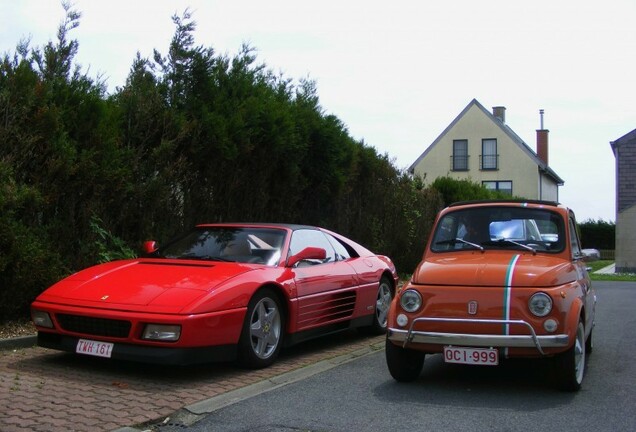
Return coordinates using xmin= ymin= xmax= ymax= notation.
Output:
xmin=177 ymin=281 xmax=636 ymax=432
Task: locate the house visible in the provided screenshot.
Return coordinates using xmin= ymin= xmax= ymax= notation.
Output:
xmin=409 ymin=99 xmax=564 ymax=201
xmin=610 ymin=129 xmax=636 ymax=273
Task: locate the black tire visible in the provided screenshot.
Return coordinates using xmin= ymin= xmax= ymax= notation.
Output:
xmin=237 ymin=288 xmax=284 ymax=369
xmin=585 ymin=326 xmax=593 ymax=354
xmin=554 ymin=319 xmax=586 ymax=392
xmin=362 ymin=276 xmax=394 ymax=335
xmin=385 ymin=337 xmax=425 ymax=382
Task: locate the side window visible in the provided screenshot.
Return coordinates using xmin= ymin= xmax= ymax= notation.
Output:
xmin=483 ymin=180 xmax=513 ymax=196
xmin=452 ymin=140 xmax=468 ymax=171
xmin=289 ymin=229 xmax=337 ymax=263
xmin=324 ymin=233 xmax=352 ymax=261
xmin=481 ymin=138 xmax=498 ymax=170
xmin=568 ymin=217 xmax=582 ymax=258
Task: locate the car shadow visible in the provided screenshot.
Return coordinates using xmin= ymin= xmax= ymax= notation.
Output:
xmin=6 ymin=329 xmax=381 ymax=387
xmin=375 ymin=352 xmax=581 ymax=410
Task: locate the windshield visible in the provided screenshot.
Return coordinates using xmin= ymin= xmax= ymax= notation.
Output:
xmin=430 ymin=207 xmax=564 ymax=253
xmin=155 ymin=227 xmax=287 ymax=266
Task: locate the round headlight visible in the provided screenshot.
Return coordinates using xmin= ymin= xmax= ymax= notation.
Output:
xmin=529 ymin=292 xmax=552 ymax=317
xmin=400 ymin=289 xmax=422 ymax=313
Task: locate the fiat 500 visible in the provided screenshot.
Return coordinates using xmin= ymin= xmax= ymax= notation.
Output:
xmin=386 ymin=200 xmax=597 ymax=391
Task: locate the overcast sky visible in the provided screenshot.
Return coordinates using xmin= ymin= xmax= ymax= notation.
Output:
xmin=2 ymin=0 xmax=634 ymax=222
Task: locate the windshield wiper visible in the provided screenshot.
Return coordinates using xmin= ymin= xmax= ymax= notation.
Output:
xmin=454 ymin=238 xmax=484 ymax=252
xmin=491 ymin=238 xmax=536 ymax=255
xmin=435 ymin=238 xmax=484 ymax=252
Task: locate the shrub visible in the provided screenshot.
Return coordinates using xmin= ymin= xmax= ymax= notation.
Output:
xmin=0 ymin=165 xmax=68 ymax=322
xmin=430 ymin=176 xmax=518 ymax=206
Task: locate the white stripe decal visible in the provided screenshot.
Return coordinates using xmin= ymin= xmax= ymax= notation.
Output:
xmin=503 ymin=254 xmax=521 ymax=357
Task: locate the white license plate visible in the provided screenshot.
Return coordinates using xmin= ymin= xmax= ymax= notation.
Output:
xmin=76 ymin=339 xmax=114 ymax=358
xmin=443 ymin=346 xmax=498 ymax=366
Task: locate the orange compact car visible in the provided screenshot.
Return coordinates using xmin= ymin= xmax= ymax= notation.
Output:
xmin=386 ymin=200 xmax=597 ymax=391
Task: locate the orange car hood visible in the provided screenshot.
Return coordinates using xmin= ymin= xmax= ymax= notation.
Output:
xmin=37 ymin=259 xmax=256 ymax=310
xmin=413 ymin=252 xmax=575 ymax=287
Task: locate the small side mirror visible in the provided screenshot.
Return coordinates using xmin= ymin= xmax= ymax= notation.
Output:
xmin=287 ymin=247 xmax=327 ymax=267
xmin=143 ymin=240 xmax=158 ymax=255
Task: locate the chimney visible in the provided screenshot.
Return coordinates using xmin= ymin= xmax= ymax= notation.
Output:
xmin=536 ymin=109 xmax=549 ymax=165
xmin=492 ymin=106 xmax=506 ymax=123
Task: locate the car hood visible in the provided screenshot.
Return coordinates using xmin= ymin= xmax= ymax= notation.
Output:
xmin=36 ymin=259 xmax=256 ymax=311
xmin=412 ymin=252 xmax=576 ymax=287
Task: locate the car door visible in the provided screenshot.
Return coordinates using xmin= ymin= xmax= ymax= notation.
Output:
xmin=289 ymin=229 xmax=359 ymax=331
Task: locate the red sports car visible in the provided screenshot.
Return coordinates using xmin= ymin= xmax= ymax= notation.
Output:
xmin=31 ymin=223 xmax=398 ymax=368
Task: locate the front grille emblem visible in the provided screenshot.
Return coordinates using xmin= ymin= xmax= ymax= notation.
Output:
xmin=468 ymin=301 xmax=478 ymax=315
xmin=101 ymin=295 xmax=109 ymax=301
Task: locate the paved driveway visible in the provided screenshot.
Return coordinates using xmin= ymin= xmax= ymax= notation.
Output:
xmin=3 ymin=281 xmax=633 ymax=432
xmin=0 ymin=330 xmax=383 ymax=432
xmin=170 ymin=281 xmax=636 ymax=432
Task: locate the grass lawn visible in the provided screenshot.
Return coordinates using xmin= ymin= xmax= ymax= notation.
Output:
xmin=588 ymin=260 xmax=636 ymax=282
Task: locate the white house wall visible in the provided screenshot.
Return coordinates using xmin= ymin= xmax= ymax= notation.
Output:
xmin=539 ymin=173 xmax=559 ymax=201
xmin=412 ymin=103 xmax=541 ymax=199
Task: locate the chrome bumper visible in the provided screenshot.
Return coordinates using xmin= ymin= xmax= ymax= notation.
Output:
xmin=387 ymin=317 xmax=570 ymax=355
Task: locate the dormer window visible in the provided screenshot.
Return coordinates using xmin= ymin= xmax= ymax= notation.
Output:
xmin=452 ymin=140 xmax=468 ymax=171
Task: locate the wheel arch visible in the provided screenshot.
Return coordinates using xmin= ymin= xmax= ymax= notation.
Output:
xmin=251 ymin=282 xmax=291 ymax=332
xmin=565 ymin=296 xmax=585 ymax=345
xmin=380 ymin=270 xmax=397 ymax=295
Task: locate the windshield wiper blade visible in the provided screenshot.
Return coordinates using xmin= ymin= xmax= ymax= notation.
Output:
xmin=435 ymin=238 xmax=484 ymax=252
xmin=453 ymin=238 xmax=484 ymax=252
xmin=493 ymin=238 xmax=536 ymax=255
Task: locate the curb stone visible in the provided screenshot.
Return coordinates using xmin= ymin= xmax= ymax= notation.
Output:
xmin=0 ymin=334 xmax=37 ymax=351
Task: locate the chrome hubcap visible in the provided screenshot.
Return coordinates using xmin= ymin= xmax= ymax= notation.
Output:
xmin=250 ymin=297 xmax=281 ymax=359
xmin=574 ymin=322 xmax=585 ymax=384
xmin=375 ymin=282 xmax=392 ymax=328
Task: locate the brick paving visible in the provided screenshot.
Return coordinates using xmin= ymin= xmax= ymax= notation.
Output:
xmin=0 ymin=332 xmax=383 ymax=432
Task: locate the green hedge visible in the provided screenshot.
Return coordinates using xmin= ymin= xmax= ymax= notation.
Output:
xmin=579 ymin=219 xmax=615 ymax=250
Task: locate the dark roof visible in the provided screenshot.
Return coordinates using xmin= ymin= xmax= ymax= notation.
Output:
xmin=610 ymin=128 xmax=636 ymax=156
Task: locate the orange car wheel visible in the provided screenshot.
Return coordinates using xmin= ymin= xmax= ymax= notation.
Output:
xmin=554 ymin=319 xmax=586 ymax=392
xmin=385 ymin=337 xmax=424 ymax=382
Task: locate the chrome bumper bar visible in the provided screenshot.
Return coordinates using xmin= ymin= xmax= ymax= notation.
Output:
xmin=387 ymin=317 xmax=570 ymax=355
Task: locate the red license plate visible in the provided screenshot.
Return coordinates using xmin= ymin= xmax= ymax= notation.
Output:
xmin=76 ymin=339 xmax=114 ymax=358
xmin=443 ymin=346 xmax=498 ymax=366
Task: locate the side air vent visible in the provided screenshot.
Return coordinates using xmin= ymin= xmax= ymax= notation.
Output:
xmin=298 ymin=291 xmax=357 ymax=328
